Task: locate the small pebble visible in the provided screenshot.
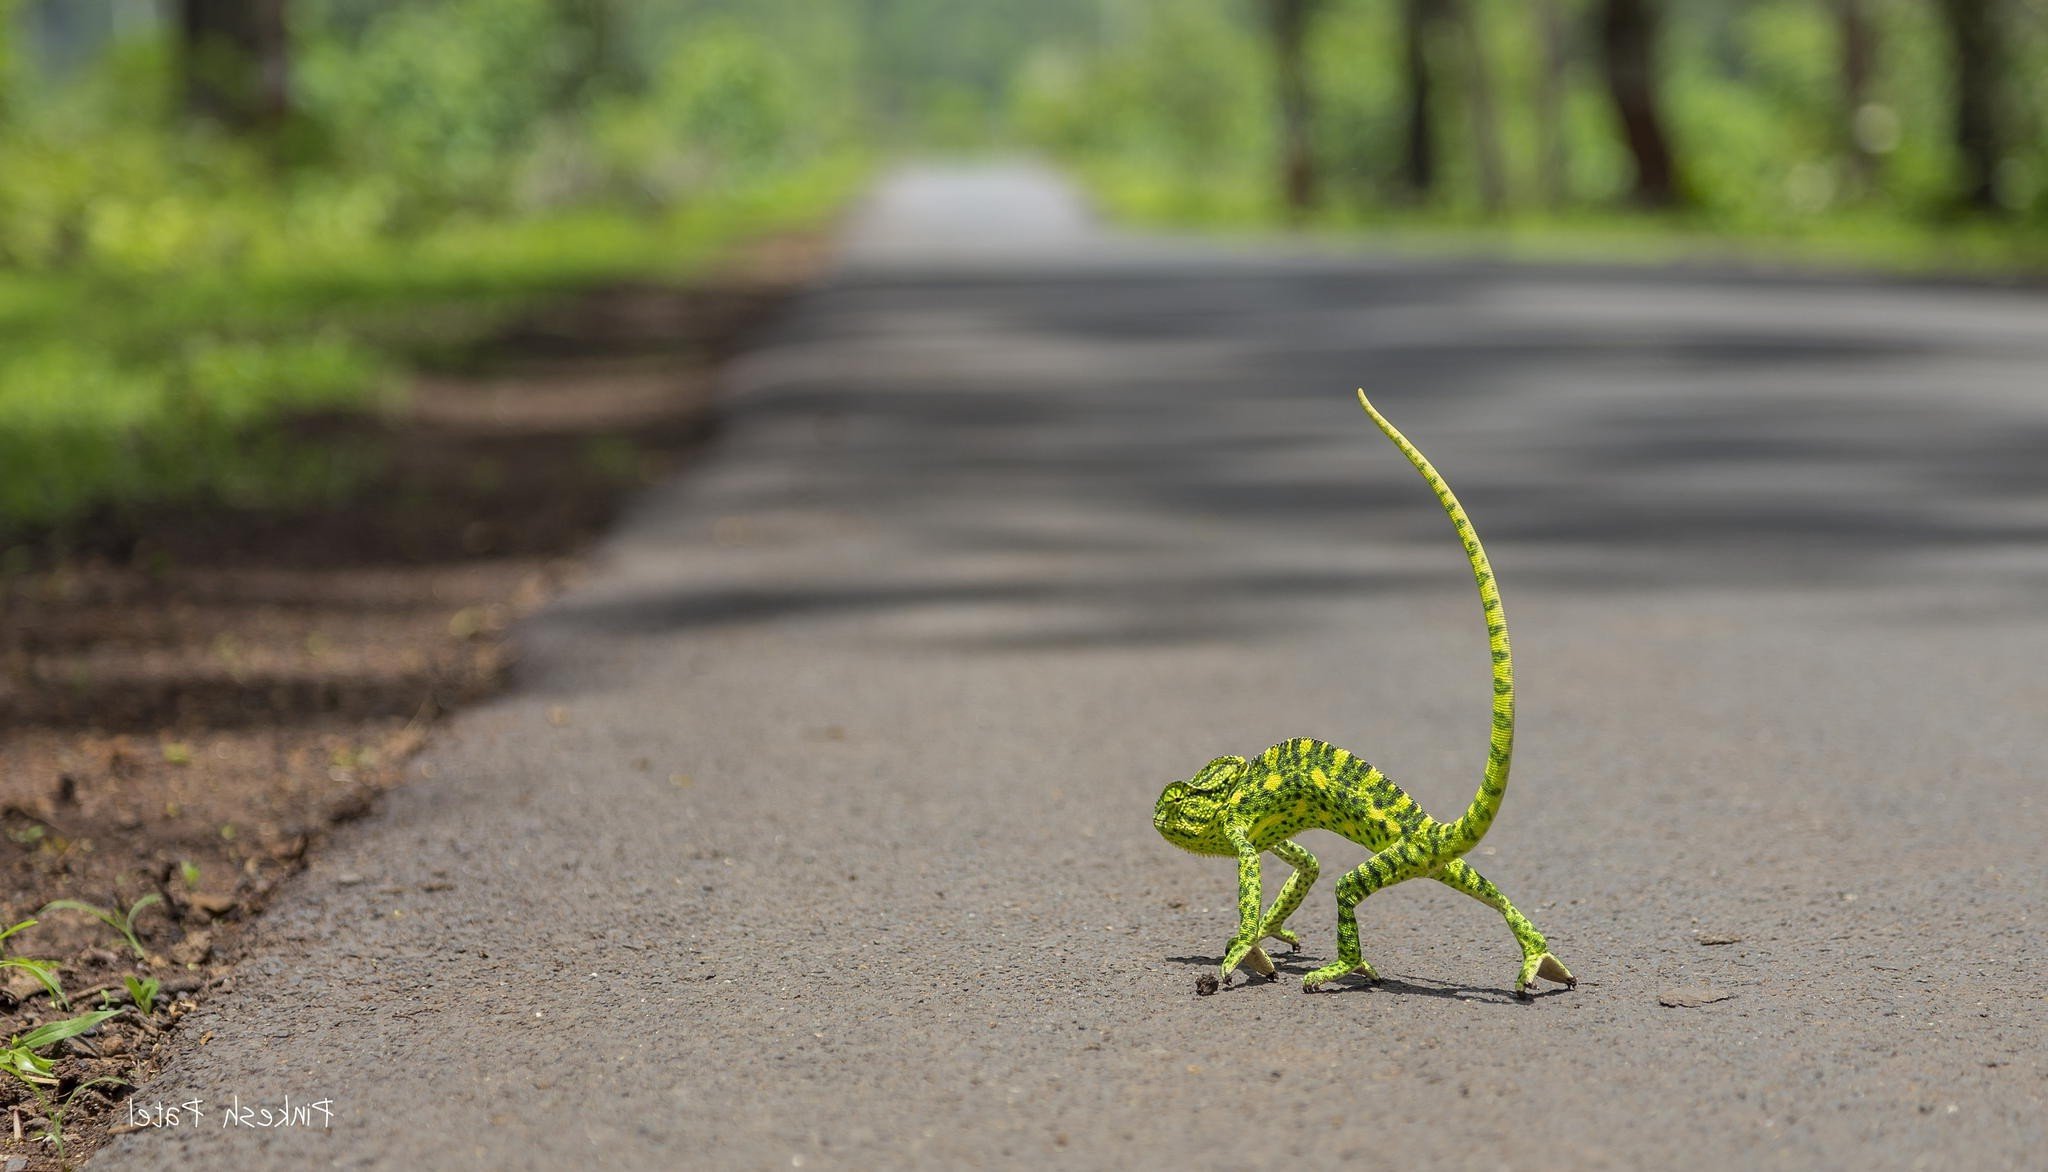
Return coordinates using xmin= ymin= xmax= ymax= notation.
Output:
xmin=1658 ymin=986 xmax=1733 ymax=1008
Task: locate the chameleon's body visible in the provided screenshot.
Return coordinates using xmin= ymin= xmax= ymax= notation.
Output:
xmin=1153 ymin=391 xmax=1575 ymax=997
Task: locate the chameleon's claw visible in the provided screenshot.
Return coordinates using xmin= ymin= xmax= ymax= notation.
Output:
xmin=1240 ymin=946 xmax=1278 ymax=980
xmin=1537 ymin=954 xmax=1576 ymax=986
xmin=1515 ymin=951 xmax=1576 ymax=996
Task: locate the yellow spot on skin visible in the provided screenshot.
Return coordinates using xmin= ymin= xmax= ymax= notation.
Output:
xmin=1331 ymin=747 xmax=1350 ymax=769
xmin=1264 ymin=773 xmax=1284 ymax=791
xmin=1311 ymin=768 xmax=1331 ymax=789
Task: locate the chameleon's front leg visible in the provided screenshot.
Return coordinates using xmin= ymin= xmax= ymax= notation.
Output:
xmin=1213 ymin=827 xmax=1277 ymax=987
xmin=1255 ymin=839 xmax=1320 ymax=951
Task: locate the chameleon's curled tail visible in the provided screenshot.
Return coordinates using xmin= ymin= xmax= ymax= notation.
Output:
xmin=1356 ymin=390 xmax=1511 ymax=858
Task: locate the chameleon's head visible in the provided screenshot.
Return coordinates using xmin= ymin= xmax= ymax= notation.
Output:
xmin=1152 ymin=755 xmax=1246 ymax=856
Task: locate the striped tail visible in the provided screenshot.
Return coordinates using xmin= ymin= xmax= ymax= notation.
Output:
xmin=1356 ymin=390 xmax=1512 ymax=857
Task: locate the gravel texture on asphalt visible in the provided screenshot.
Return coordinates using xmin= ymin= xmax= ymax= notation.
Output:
xmin=100 ymin=164 xmax=2047 ymax=1171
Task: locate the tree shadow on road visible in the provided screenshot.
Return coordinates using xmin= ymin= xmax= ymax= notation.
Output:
xmin=546 ymin=256 xmax=2048 ymax=652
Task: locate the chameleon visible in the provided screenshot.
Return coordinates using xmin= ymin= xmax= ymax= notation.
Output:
xmin=1152 ymin=390 xmax=1575 ymax=998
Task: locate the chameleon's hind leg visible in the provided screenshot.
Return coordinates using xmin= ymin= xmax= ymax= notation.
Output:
xmin=1302 ymin=844 xmax=1428 ymax=991
xmin=1435 ymin=859 xmax=1575 ymax=998
xmin=1256 ymin=840 xmax=1320 ymax=951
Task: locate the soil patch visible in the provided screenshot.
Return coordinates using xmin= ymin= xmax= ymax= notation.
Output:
xmin=0 ymin=230 xmax=825 ymax=1168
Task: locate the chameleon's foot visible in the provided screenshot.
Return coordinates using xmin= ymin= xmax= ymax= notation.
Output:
xmin=1301 ymin=959 xmax=1380 ymax=992
xmin=1240 ymin=945 xmax=1278 ymax=980
xmin=1515 ymin=952 xmax=1576 ymax=998
xmin=1263 ymin=927 xmax=1303 ymax=952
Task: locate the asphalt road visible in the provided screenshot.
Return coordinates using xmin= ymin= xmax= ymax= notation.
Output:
xmin=103 ymin=164 xmax=2047 ymax=1170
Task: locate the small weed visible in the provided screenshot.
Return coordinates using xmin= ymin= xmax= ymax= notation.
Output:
xmin=0 ymin=917 xmax=36 ymax=953
xmin=0 ymin=1009 xmax=120 ymax=1087
xmin=39 ymin=894 xmax=164 ymax=960
xmin=580 ymin=435 xmax=645 ymax=483
xmin=0 ymin=919 xmax=68 ymax=1008
xmin=124 ymin=975 xmax=160 ymax=1016
xmin=7 ymin=824 xmax=46 ymax=846
xmin=161 ymin=742 xmax=192 ymax=766
xmin=28 ymin=1075 xmax=126 ymax=1170
xmin=329 ymin=745 xmax=373 ymax=770
xmin=2 ymin=957 xmax=68 ymax=1009
xmin=179 ymin=861 xmax=202 ymax=889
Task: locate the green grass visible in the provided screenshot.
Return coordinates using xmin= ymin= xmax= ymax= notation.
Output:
xmin=31 ymin=1075 xmax=126 ymax=1170
xmin=1078 ymin=163 xmax=2048 ymax=278
xmin=0 ymin=1010 xmax=120 ymax=1088
xmin=0 ymin=918 xmax=65 ymax=1008
xmin=123 ymin=975 xmax=159 ymax=1017
xmin=0 ymin=157 xmax=865 ymax=546
xmin=37 ymin=895 xmax=163 ymax=961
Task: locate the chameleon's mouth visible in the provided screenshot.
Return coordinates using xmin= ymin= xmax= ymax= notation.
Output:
xmin=1152 ymin=800 xmax=1205 ymax=853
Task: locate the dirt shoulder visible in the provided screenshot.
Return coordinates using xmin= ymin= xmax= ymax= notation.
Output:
xmin=0 ymin=231 xmax=825 ymax=1169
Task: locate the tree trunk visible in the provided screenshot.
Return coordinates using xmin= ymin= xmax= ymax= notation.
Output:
xmin=177 ymin=0 xmax=290 ymax=131
xmin=1535 ymin=0 xmax=1569 ymax=207
xmin=555 ymin=0 xmax=625 ymax=108
xmin=1268 ymin=0 xmax=1320 ymax=218
xmin=1446 ymin=0 xmax=1505 ymax=213
xmin=1597 ymin=0 xmax=1682 ymax=208
xmin=1400 ymin=0 xmax=1437 ymax=199
xmin=1834 ymin=0 xmax=1877 ymax=194
xmin=1937 ymin=0 xmax=2001 ymax=211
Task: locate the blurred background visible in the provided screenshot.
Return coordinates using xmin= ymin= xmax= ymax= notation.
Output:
xmin=0 ymin=8 xmax=2044 ymax=1162
xmin=1 ymin=0 xmax=2045 ymax=543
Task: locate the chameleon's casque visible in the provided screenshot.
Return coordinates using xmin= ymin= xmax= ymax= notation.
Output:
xmin=1155 ymin=391 xmax=1575 ymax=997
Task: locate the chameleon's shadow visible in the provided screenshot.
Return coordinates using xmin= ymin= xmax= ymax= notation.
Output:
xmin=1165 ymin=953 xmax=1551 ymax=1003
xmin=1317 ymin=975 xmax=1542 ymax=1004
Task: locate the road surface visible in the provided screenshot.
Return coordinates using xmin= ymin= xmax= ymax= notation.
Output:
xmin=103 ymin=163 xmax=2047 ymax=1170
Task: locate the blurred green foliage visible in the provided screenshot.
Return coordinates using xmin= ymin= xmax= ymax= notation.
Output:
xmin=0 ymin=0 xmax=862 ymax=541
xmin=3 ymin=0 xmax=2045 ymax=541
xmin=1012 ymin=0 xmax=2048 ymax=243
xmin=1015 ymin=4 xmax=1277 ymax=222
xmin=0 ymin=186 xmax=851 ymax=533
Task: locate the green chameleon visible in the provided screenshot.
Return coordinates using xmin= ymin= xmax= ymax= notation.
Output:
xmin=1153 ymin=390 xmax=1576 ymax=998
